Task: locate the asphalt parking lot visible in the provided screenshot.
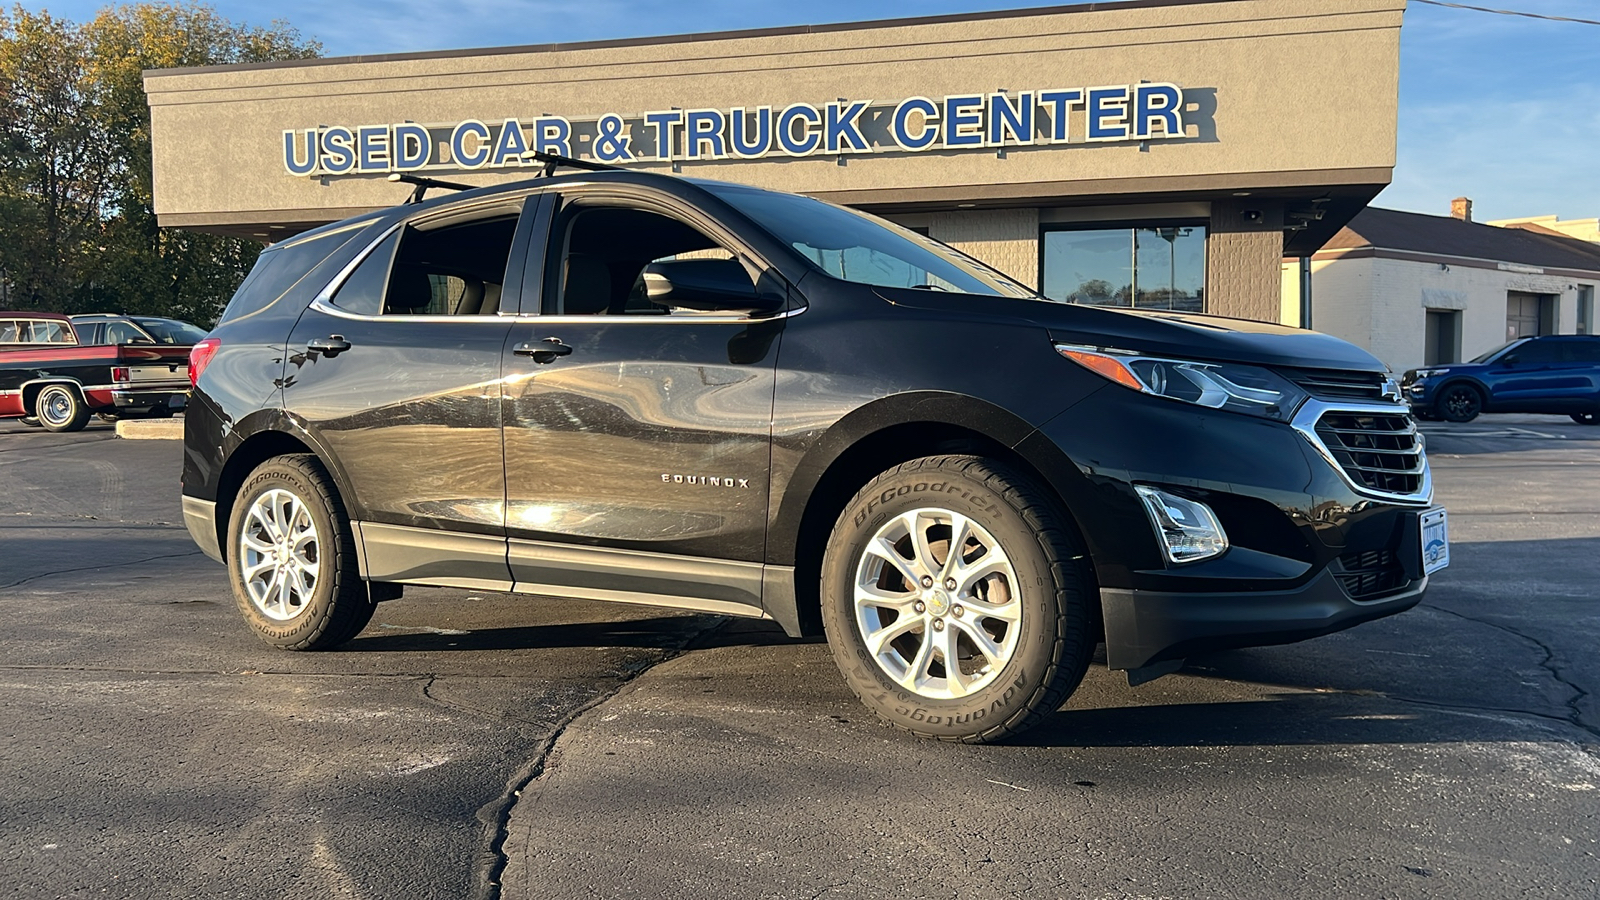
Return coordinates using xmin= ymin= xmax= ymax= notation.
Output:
xmin=1 ymin=414 xmax=1596 ymax=899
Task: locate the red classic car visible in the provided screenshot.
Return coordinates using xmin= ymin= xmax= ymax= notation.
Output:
xmin=1 ymin=311 xmax=191 ymax=432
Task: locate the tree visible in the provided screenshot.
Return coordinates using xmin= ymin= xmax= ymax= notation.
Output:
xmin=0 ymin=3 xmax=319 ymax=323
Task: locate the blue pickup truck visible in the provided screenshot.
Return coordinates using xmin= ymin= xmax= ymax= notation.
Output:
xmin=1403 ymin=334 xmax=1600 ymax=424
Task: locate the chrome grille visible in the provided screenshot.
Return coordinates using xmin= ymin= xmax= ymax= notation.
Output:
xmin=1313 ymin=411 xmax=1426 ymax=497
xmin=1284 ymin=368 xmax=1389 ymax=402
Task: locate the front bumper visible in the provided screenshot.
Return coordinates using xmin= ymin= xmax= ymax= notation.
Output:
xmin=1101 ymin=569 xmax=1426 ymax=670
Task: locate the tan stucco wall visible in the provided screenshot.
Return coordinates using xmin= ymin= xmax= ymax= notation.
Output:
xmin=929 ymin=209 xmax=1041 ymax=288
xmin=144 ymin=0 xmax=1404 ymax=230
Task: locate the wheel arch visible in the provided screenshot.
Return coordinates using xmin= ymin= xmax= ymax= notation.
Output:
xmin=1433 ymin=376 xmax=1489 ymax=410
xmin=21 ymin=377 xmax=85 ymax=414
xmin=775 ymin=392 xmax=1094 ymax=638
xmin=211 ymin=411 xmax=356 ymax=562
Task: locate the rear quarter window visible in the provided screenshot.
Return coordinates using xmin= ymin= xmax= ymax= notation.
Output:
xmin=218 ymin=221 xmax=373 ymax=325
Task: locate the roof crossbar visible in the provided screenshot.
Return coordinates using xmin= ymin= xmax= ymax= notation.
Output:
xmin=387 ymin=172 xmax=475 ymax=204
xmin=523 ymin=151 xmax=623 ymax=177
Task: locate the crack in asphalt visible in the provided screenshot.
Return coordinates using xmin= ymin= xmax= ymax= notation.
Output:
xmin=1420 ymin=602 xmax=1599 ymax=741
xmin=0 ymin=549 xmax=205 ymax=590
xmin=415 ymin=616 xmax=732 ymax=900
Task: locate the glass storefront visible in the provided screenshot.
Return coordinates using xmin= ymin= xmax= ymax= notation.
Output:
xmin=1040 ymin=224 xmax=1206 ymax=312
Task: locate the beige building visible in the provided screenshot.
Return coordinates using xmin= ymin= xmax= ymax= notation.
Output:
xmin=1488 ymin=215 xmax=1600 ymax=245
xmin=1290 ymin=200 xmax=1600 ymax=373
xmin=142 ymin=0 xmax=1408 ymax=323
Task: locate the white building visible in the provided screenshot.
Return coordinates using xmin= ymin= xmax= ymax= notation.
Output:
xmin=1289 ymin=200 xmax=1600 ymax=373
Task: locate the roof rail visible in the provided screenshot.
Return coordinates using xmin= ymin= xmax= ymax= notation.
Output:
xmin=387 ymin=172 xmax=474 ymax=204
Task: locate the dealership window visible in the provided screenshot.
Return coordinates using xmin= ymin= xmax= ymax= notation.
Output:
xmin=1040 ymin=224 xmax=1206 ymax=311
xmin=1579 ymin=285 xmax=1594 ymax=335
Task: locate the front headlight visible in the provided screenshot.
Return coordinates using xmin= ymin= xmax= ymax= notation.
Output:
xmin=1413 ymin=367 xmax=1451 ymax=379
xmin=1056 ymin=343 xmax=1308 ymax=421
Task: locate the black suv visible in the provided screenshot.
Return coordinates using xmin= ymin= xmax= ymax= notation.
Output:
xmin=183 ymin=165 xmax=1447 ymax=743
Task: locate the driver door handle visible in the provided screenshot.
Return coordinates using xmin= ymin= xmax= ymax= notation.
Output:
xmin=307 ymin=335 xmax=351 ymax=357
xmin=515 ymin=337 xmax=572 ymax=364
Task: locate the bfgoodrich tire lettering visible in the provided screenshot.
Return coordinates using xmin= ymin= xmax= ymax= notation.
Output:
xmin=226 ymin=454 xmax=375 ymax=650
xmin=821 ymin=455 xmax=1095 ymax=743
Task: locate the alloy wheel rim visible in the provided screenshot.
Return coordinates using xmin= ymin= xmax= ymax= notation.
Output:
xmin=1446 ymin=389 xmax=1475 ymax=417
xmin=853 ymin=507 xmax=1022 ymax=699
xmin=239 ymin=488 xmax=320 ymax=621
xmin=40 ymin=390 xmax=71 ymax=425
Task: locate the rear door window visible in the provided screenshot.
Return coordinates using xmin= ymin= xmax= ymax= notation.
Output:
xmin=330 ymin=209 xmax=522 ymax=317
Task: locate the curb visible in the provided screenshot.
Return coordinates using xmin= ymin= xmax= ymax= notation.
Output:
xmin=115 ymin=418 xmax=184 ymax=440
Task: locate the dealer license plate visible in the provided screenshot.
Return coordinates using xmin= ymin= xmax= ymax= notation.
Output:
xmin=1420 ymin=508 xmax=1449 ymax=575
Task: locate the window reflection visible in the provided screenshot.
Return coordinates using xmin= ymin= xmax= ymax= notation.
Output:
xmin=1041 ymin=225 xmax=1206 ymax=312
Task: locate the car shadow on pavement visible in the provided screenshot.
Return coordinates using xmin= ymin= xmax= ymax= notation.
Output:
xmin=346 ymin=615 xmax=714 ymax=652
xmin=1019 ymin=689 xmax=1568 ymax=747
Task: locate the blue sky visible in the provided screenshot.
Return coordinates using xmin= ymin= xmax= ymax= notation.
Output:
xmin=23 ymin=0 xmax=1600 ymax=222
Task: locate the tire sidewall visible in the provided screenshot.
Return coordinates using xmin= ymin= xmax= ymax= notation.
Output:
xmin=36 ymin=385 xmax=85 ymax=432
xmin=1438 ymin=384 xmax=1481 ymax=422
xmin=821 ymin=461 xmax=1067 ymax=739
xmin=227 ymin=462 xmax=346 ymax=647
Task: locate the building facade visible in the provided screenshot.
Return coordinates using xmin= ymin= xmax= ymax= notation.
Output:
xmin=142 ymin=0 xmax=1407 ymax=324
xmin=1296 ymin=202 xmax=1600 ymax=373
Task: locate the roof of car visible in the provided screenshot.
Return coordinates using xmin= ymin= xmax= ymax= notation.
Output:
xmin=0 ymin=310 xmax=71 ymax=320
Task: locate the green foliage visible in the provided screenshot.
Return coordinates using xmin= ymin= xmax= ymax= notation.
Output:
xmin=0 ymin=3 xmax=319 ymax=324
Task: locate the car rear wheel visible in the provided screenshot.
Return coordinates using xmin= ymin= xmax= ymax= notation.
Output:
xmin=1437 ymin=384 xmax=1482 ymax=423
xmin=1572 ymin=412 xmax=1599 ymax=426
xmin=35 ymin=384 xmax=90 ymax=433
xmin=820 ymin=455 xmax=1095 ymax=743
xmin=226 ymin=454 xmax=375 ymax=650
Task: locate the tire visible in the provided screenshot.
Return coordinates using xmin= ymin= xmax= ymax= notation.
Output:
xmin=226 ymin=454 xmax=375 ymax=650
xmin=1572 ymin=412 xmax=1599 ymax=426
xmin=35 ymin=384 xmax=91 ymax=433
xmin=1436 ymin=384 xmax=1482 ymax=423
xmin=18 ymin=416 xmax=42 ymax=428
xmin=820 ymin=455 xmax=1095 ymax=743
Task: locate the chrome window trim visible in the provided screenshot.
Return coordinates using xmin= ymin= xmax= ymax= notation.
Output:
xmin=308 ymin=210 xmax=803 ymax=327
xmin=1290 ymin=398 xmax=1433 ymax=506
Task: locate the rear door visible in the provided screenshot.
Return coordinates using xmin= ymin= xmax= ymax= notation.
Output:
xmin=500 ymin=187 xmax=787 ymax=611
xmin=281 ymin=194 xmax=545 ymax=590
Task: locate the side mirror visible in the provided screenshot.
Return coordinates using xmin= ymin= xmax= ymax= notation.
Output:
xmin=640 ymin=259 xmax=782 ymax=313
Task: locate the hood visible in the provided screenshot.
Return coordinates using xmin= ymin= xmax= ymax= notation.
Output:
xmin=876 ymin=287 xmax=1387 ymax=373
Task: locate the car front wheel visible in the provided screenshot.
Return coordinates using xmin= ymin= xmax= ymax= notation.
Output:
xmin=226 ymin=454 xmax=374 ymax=650
xmin=821 ymin=455 xmax=1095 ymax=743
xmin=35 ymin=384 xmax=90 ymax=432
xmin=1437 ymin=384 xmax=1482 ymax=423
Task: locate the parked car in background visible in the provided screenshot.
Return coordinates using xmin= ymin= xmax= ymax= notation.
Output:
xmin=70 ymin=314 xmax=209 ymax=348
xmin=1 ymin=310 xmax=191 ymax=431
xmin=1403 ymin=335 xmax=1600 ymax=424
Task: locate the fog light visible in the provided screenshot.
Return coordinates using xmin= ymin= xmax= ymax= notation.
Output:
xmin=1134 ymin=486 xmax=1228 ymax=564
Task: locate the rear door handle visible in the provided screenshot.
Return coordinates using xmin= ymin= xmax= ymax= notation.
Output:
xmin=307 ymin=335 xmax=352 ymax=357
xmin=514 ymin=337 xmax=572 ymax=364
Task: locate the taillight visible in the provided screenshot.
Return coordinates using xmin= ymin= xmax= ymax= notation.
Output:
xmin=189 ymin=338 xmax=220 ymax=388
xmin=111 ymin=367 xmax=130 ymax=383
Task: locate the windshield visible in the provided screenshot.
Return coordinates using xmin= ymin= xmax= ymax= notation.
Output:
xmin=706 ymin=185 xmax=1038 ymax=299
xmin=1468 ymin=339 xmax=1524 ymax=364
xmin=133 ymin=318 xmax=208 ymax=344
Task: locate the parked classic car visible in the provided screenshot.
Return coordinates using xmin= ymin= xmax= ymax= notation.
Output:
xmin=1403 ymin=334 xmax=1600 ymax=424
xmin=1 ymin=310 xmax=191 ymax=431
